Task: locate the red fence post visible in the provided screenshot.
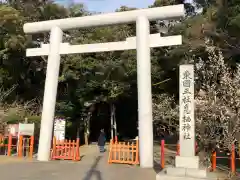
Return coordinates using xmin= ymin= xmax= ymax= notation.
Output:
xmin=75 ymin=138 xmax=80 ymax=161
xmin=52 ymin=136 xmax=56 ymax=160
xmin=29 ymin=136 xmax=34 ymax=159
xmin=7 ymin=135 xmax=12 ymax=156
xmin=176 ymin=142 xmax=180 ymax=156
xmin=161 ymin=140 xmax=165 ymax=169
xmin=18 ymin=135 xmax=23 ymax=157
xmin=231 ymin=144 xmax=236 ymax=174
xmin=64 ymin=140 xmax=67 ymax=160
xmin=212 ymin=151 xmax=216 ymax=171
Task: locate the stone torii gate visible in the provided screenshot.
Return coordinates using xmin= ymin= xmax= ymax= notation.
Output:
xmin=23 ymin=4 xmax=184 ymax=168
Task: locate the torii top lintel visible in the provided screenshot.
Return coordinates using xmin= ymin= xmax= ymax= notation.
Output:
xmin=23 ymin=4 xmax=184 ymax=34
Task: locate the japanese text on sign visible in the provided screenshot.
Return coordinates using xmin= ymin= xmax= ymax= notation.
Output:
xmin=181 ymin=70 xmax=192 ymax=140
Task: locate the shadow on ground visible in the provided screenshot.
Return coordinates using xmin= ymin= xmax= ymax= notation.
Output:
xmin=83 ymin=156 xmax=103 ymax=180
xmin=154 ymin=160 xmax=162 ymax=174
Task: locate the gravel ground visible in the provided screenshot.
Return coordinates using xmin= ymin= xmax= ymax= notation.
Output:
xmin=0 ymin=143 xmax=227 ymax=180
xmin=0 ymin=144 xmax=156 ymax=180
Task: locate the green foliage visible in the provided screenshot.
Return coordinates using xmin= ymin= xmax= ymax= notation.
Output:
xmin=27 ymin=115 xmax=41 ymax=124
xmin=3 ymin=113 xmax=21 ymax=124
xmin=1 ymin=0 xmax=240 ymax=147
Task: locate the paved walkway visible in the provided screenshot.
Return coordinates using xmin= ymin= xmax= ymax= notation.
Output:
xmin=0 ymin=145 xmax=156 ymax=180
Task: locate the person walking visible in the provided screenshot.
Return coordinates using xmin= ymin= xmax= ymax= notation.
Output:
xmin=98 ymin=129 xmax=106 ymax=153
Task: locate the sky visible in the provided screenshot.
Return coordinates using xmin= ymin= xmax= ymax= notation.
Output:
xmin=55 ymin=0 xmax=155 ymax=12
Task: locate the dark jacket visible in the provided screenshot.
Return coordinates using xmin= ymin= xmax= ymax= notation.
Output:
xmin=98 ymin=132 xmax=106 ymax=146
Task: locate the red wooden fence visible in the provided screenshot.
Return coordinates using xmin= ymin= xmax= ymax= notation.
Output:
xmin=108 ymin=139 xmax=139 ymax=165
xmin=51 ymin=137 xmax=80 ymax=161
xmin=0 ymin=134 xmax=34 ymax=158
xmin=160 ymin=140 xmax=237 ymax=174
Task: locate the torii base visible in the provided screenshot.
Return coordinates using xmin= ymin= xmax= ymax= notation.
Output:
xmin=156 ymin=166 xmax=209 ymax=180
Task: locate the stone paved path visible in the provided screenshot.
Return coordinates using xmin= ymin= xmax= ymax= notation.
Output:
xmin=0 ymin=145 xmax=156 ymax=180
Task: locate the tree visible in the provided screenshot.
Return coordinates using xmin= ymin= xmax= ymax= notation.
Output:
xmin=2 ymin=0 xmax=240 ymax=152
xmin=195 ymin=39 xmax=240 ymax=153
xmin=151 ymin=0 xmax=196 ymax=16
xmin=152 ymin=94 xmax=179 ymax=138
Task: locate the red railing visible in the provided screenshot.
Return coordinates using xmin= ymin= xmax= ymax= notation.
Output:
xmin=17 ymin=135 xmax=34 ymax=158
xmin=108 ymin=139 xmax=139 ymax=165
xmin=211 ymin=144 xmax=236 ymax=174
xmin=160 ymin=140 xmax=238 ymax=174
xmin=160 ymin=140 xmax=198 ymax=169
xmin=0 ymin=134 xmax=34 ymax=158
xmin=51 ymin=137 xmax=80 ymax=161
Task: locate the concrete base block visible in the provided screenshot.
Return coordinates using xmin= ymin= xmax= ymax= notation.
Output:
xmin=175 ymin=156 xmax=199 ymax=169
xmin=165 ymin=167 xmax=207 ymax=178
xmin=186 ymin=168 xmax=207 ymax=178
xmin=156 ymin=174 xmax=207 ymax=180
xmin=156 ymin=167 xmax=208 ymax=180
xmin=156 ymin=170 xmax=225 ymax=180
xmin=166 ymin=167 xmax=185 ymax=177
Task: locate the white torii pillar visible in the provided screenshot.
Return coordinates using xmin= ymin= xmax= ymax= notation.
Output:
xmin=23 ymin=5 xmax=184 ymax=168
xmin=136 ymin=16 xmax=153 ymax=167
xmin=37 ymin=27 xmax=63 ymax=162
